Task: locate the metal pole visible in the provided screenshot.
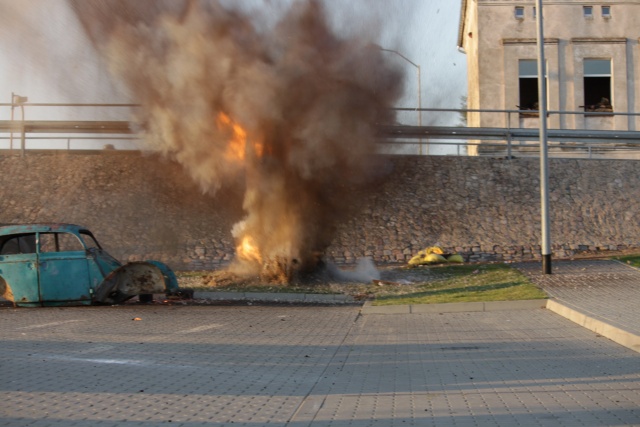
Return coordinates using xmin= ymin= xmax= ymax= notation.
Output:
xmin=536 ymin=0 xmax=552 ymax=274
xmin=417 ymin=65 xmax=424 ymax=155
xmin=10 ymin=92 xmax=14 ymax=151
xmin=20 ymin=103 xmax=26 ymax=157
xmin=378 ymin=48 xmax=423 ymax=154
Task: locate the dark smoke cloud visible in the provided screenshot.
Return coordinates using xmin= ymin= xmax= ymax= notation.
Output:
xmin=68 ymin=0 xmax=404 ymax=281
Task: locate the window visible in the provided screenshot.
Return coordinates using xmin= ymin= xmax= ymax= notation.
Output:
xmin=39 ymin=233 xmax=85 ymax=253
xmin=583 ymin=59 xmax=612 ymax=112
xmin=80 ymin=231 xmax=101 ymax=250
xmin=0 ymin=234 xmax=36 ymax=255
xmin=519 ymin=60 xmax=541 ymax=115
xmin=583 ymin=6 xmax=593 ymax=18
xmin=532 ymin=6 xmax=536 ymax=18
xmin=602 ymin=5 xmax=611 ymax=18
xmin=514 ymin=6 xmax=524 ymax=19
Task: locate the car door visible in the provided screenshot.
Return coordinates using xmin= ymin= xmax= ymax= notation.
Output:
xmin=0 ymin=233 xmax=40 ymax=306
xmin=37 ymin=232 xmax=92 ymax=305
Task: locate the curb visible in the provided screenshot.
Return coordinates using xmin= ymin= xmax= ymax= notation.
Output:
xmin=192 ymin=291 xmax=356 ymax=304
xmin=360 ymin=299 xmax=548 ymax=314
xmin=546 ymin=299 xmax=640 ymax=353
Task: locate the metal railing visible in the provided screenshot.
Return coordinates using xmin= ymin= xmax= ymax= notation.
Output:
xmin=389 ymin=106 xmax=640 ymax=158
xmin=2 ymin=101 xmax=640 ymax=158
xmin=0 ymin=100 xmax=137 ymax=153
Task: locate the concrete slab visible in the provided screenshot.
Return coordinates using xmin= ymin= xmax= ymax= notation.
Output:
xmin=547 ymin=298 xmax=640 ymax=353
xmin=361 ymin=301 xmax=410 ymax=314
xmin=483 ymin=299 xmax=548 ymax=311
xmin=361 ymin=299 xmax=548 ymax=314
xmin=3 ymin=306 xmax=638 ymax=426
xmin=411 ymin=301 xmax=485 ymax=313
xmin=518 ymin=259 xmax=640 ymax=354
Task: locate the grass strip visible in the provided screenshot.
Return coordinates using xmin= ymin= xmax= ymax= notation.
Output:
xmin=613 ymin=254 xmax=640 ymax=268
xmin=372 ymin=263 xmax=547 ymax=306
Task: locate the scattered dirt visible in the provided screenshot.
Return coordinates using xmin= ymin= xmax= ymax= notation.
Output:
xmin=176 ymin=250 xmax=640 ymax=300
xmin=176 ymin=264 xmax=450 ymax=300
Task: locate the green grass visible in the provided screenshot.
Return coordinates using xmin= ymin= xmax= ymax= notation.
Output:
xmin=175 ymin=263 xmax=548 ymax=305
xmin=372 ymin=263 xmax=547 ymax=306
xmin=613 ymin=254 xmax=640 ymax=268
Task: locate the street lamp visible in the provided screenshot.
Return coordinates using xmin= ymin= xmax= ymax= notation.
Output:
xmin=10 ymin=92 xmax=28 ymax=154
xmin=535 ymin=0 xmax=552 ymax=274
xmin=378 ymin=47 xmax=424 ymax=155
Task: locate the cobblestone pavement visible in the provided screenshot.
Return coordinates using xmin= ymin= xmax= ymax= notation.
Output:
xmin=1 ymin=305 xmax=639 ymax=426
xmin=517 ymin=259 xmax=640 ymax=338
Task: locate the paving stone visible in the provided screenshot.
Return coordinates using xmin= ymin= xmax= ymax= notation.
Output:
xmin=517 ymin=259 xmax=640 ymax=337
xmin=1 ymin=303 xmax=639 ymax=426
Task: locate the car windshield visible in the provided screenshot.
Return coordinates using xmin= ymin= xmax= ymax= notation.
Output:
xmin=39 ymin=232 xmax=86 ymax=252
xmin=80 ymin=231 xmax=102 ymax=250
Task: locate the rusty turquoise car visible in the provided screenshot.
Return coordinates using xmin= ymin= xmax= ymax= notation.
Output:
xmin=0 ymin=223 xmax=191 ymax=307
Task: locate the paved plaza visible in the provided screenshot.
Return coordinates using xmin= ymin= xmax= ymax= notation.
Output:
xmin=1 ymin=298 xmax=639 ymax=426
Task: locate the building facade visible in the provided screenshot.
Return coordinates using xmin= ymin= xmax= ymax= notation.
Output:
xmin=458 ymin=0 xmax=640 ymax=155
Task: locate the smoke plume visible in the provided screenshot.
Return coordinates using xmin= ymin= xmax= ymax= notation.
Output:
xmin=68 ymin=0 xmax=404 ymax=282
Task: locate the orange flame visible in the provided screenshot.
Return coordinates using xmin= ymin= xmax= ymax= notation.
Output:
xmin=237 ymin=235 xmax=262 ymax=264
xmin=217 ymin=112 xmax=248 ymax=161
xmin=217 ymin=112 xmax=267 ymax=161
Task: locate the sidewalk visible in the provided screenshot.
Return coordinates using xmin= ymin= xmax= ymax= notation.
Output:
xmin=2 ymin=303 xmax=640 ymax=426
xmin=2 ymin=258 xmax=640 ymax=426
xmin=190 ymin=258 xmax=640 ymax=354
xmin=516 ymin=259 xmax=640 ymax=353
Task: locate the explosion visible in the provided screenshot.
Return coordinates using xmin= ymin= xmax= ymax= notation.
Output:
xmin=68 ymin=0 xmax=404 ymax=282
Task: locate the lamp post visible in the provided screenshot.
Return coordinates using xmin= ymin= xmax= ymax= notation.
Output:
xmin=10 ymin=93 xmax=28 ymax=154
xmin=378 ymin=48 xmax=424 ymax=155
xmin=535 ymin=0 xmax=552 ymax=274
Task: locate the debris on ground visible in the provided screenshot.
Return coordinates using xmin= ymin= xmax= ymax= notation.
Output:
xmin=408 ymin=246 xmax=465 ymax=267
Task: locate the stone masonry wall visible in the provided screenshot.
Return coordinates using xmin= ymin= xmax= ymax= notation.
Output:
xmin=1 ymin=151 xmax=639 ymax=270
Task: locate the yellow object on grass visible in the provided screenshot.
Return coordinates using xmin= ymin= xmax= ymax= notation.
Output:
xmin=446 ymin=254 xmax=464 ymax=263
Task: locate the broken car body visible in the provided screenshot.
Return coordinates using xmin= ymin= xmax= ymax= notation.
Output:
xmin=0 ymin=223 xmax=190 ymax=307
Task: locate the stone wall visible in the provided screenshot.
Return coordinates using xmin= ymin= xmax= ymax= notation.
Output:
xmin=1 ymin=151 xmax=639 ymax=270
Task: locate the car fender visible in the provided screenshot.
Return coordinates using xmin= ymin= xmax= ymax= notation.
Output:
xmin=93 ymin=261 xmax=167 ymax=304
xmin=144 ymin=260 xmax=179 ymax=292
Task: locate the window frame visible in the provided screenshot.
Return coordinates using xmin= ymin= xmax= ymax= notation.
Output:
xmin=514 ymin=6 xmax=525 ymax=20
xmin=518 ymin=59 xmax=547 ymax=117
xmin=582 ymin=59 xmax=613 ymax=113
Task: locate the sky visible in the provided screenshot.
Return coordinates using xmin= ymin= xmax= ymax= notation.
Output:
xmin=0 ymin=0 xmax=467 ymax=145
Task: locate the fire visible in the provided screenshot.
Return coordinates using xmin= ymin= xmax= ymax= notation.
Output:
xmin=217 ymin=112 xmax=265 ymax=161
xmin=69 ymin=0 xmax=405 ymax=284
xmin=237 ymin=235 xmax=262 ymax=264
xmin=217 ymin=112 xmax=248 ymax=162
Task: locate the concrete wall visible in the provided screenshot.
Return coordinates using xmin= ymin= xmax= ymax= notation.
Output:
xmin=1 ymin=151 xmax=639 ymax=270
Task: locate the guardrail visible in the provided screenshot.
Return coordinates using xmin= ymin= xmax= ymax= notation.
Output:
xmin=1 ymin=102 xmax=640 ymax=158
xmin=379 ymin=124 xmax=640 ymax=158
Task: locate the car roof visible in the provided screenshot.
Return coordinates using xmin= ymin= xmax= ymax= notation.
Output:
xmin=0 ymin=223 xmax=90 ymax=236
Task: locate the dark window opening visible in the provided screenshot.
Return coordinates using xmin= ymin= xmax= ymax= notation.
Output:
xmin=519 ymin=78 xmax=539 ymax=116
xmin=518 ymin=59 xmax=544 ymax=117
xmin=583 ymin=59 xmax=612 ymax=112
